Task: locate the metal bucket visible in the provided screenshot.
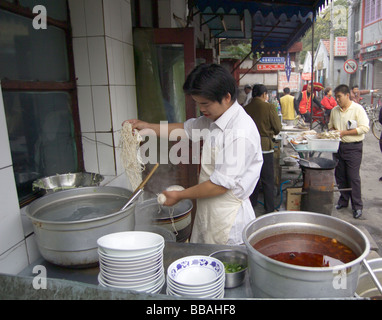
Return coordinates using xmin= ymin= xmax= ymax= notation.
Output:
xmin=135 ymin=198 xmax=193 ymax=242
xmin=299 ymin=158 xmax=337 ymax=215
xmin=26 ymin=187 xmax=136 ymax=267
xmin=243 ymin=211 xmax=370 ymax=298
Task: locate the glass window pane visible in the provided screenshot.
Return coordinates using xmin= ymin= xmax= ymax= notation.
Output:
xmin=19 ymin=0 xmax=68 ymax=21
xmin=156 ymin=45 xmax=186 ymax=123
xmin=3 ymin=91 xmax=78 ymax=201
xmin=0 ymin=10 xmax=69 ymax=81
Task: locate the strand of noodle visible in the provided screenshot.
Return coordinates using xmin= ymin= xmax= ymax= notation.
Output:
xmin=157 ymin=204 xmax=178 ymax=236
xmin=119 ymin=122 xmax=145 ymax=190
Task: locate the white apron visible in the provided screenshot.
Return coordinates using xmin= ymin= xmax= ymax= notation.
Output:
xmin=190 ymin=141 xmax=242 ymax=245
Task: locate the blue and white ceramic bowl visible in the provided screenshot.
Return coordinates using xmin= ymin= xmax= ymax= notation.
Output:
xmin=167 ymin=255 xmax=225 ymax=287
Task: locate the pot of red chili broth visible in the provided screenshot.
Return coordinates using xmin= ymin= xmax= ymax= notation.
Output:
xmin=243 ymin=211 xmax=370 ymax=298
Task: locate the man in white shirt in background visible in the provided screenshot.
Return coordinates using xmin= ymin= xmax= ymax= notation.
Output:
xmin=243 ymin=84 xmax=252 ymax=106
xmin=329 ymin=84 xmax=369 ymax=219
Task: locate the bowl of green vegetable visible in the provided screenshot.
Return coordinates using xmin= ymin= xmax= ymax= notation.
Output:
xmin=210 ymin=249 xmax=248 ymax=288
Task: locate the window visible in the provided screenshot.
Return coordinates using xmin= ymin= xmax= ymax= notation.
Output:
xmin=0 ymin=0 xmax=83 ymax=205
xmin=364 ymin=0 xmax=382 ymax=25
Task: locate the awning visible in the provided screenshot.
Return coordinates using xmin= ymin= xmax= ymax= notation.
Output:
xmin=193 ymin=0 xmax=328 ymax=52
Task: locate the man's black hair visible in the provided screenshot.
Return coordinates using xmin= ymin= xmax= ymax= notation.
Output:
xmin=334 ymin=84 xmax=351 ymax=95
xmin=183 ymin=64 xmax=237 ymax=103
xmin=252 ymin=84 xmax=268 ymax=98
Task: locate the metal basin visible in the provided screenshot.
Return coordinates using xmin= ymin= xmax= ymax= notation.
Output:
xmin=32 ymin=172 xmax=104 ymax=195
xmin=26 ymin=186 xmax=135 ymax=267
xmin=243 ymin=211 xmax=370 ymax=298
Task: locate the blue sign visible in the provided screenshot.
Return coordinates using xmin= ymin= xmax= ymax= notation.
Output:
xmin=260 ymin=57 xmax=285 ymax=63
xmin=285 ymin=53 xmax=291 ymax=82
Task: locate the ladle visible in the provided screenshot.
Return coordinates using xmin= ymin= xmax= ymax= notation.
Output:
xmin=120 ymin=163 xmax=159 ymax=211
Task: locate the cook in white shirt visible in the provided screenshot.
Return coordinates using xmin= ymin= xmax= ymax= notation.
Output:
xmin=125 ymin=64 xmax=263 ymax=245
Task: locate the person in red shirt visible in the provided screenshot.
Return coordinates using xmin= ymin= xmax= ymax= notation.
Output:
xmin=321 ymin=87 xmax=337 ymax=121
xmin=296 ymin=83 xmax=322 ymax=122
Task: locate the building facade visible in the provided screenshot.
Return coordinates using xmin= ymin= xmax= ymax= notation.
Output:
xmin=348 ymin=0 xmax=382 ymax=99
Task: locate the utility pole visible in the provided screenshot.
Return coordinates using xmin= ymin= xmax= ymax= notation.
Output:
xmin=329 ymin=0 xmax=334 ymax=87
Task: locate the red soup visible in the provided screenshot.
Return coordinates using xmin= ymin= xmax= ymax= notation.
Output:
xmin=253 ymin=233 xmax=358 ymax=267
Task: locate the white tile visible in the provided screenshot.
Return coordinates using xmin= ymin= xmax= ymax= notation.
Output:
xmin=77 ymin=86 xmax=95 ymax=132
xmin=25 ymin=234 xmax=42 ymax=265
xmin=84 ymin=0 xmax=105 ymax=36
xmin=111 ymin=38 xmax=126 ymax=85
xmin=72 ymin=37 xmax=91 ymax=85
xmin=110 ymin=86 xmax=138 ymax=132
xmin=87 ymin=37 xmax=108 ymax=85
xmin=105 ymin=172 xmax=132 ymax=191
xmin=96 ymin=132 xmax=116 ymax=175
xmin=0 ymin=167 xmax=24 ymax=256
xmin=0 ymin=241 xmax=29 ymax=275
xmin=92 ymin=86 xmax=112 ymax=132
xmin=105 ymin=37 xmax=115 ymax=87
xmin=68 ymin=0 xmax=87 ymax=37
xmin=104 ymin=0 xmax=123 ymax=41
xmin=113 ymin=130 xmax=128 ymax=178
xmin=121 ymin=0 xmax=133 ymax=44
xmin=20 ymin=207 xmax=33 ymax=237
xmin=81 ymin=133 xmax=99 ymax=173
xmin=123 ymin=43 xmax=136 ymax=86
xmin=106 ymin=37 xmax=126 ymax=85
xmin=0 ymin=86 xmax=13 ymax=168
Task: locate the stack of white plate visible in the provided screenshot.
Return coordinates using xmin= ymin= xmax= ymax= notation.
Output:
xmin=97 ymin=231 xmax=165 ymax=294
xmin=166 ymin=255 xmax=225 ymax=298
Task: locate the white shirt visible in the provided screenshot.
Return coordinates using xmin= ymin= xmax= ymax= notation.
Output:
xmin=243 ymin=92 xmax=252 ymax=106
xmin=184 ymin=101 xmax=263 ymax=244
xmin=328 ymin=101 xmax=370 ymax=143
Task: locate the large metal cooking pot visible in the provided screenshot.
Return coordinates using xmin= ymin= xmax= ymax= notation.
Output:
xmin=243 ymin=211 xmax=370 ymax=298
xmin=26 ymin=186 xmax=136 ymax=267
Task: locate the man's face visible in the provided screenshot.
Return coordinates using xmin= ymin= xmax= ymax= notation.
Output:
xmin=244 ymin=88 xmax=251 ymax=94
xmin=353 ymin=87 xmax=359 ymax=95
xmin=335 ymin=91 xmax=351 ymax=108
xmin=192 ymin=94 xmax=231 ymax=121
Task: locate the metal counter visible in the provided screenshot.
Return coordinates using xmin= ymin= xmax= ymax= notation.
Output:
xmin=18 ymin=241 xmax=254 ymax=299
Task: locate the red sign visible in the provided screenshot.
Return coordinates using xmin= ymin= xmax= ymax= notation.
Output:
xmin=302 ymin=73 xmax=312 ymax=80
xmin=344 ymin=59 xmax=358 ymax=74
xmin=278 ymin=72 xmax=300 ymax=93
xmin=257 ymin=64 xmax=285 ymax=71
xmin=335 ymin=37 xmax=347 ymax=56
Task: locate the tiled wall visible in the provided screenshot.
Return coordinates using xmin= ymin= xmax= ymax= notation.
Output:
xmin=0 ymin=86 xmax=29 ymax=274
xmin=70 ymin=0 xmax=137 ymax=189
xmin=0 ymin=0 xmax=137 ymax=275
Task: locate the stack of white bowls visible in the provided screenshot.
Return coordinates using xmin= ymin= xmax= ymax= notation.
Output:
xmin=97 ymin=231 xmax=165 ymax=294
xmin=166 ymin=255 xmax=225 ymax=298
